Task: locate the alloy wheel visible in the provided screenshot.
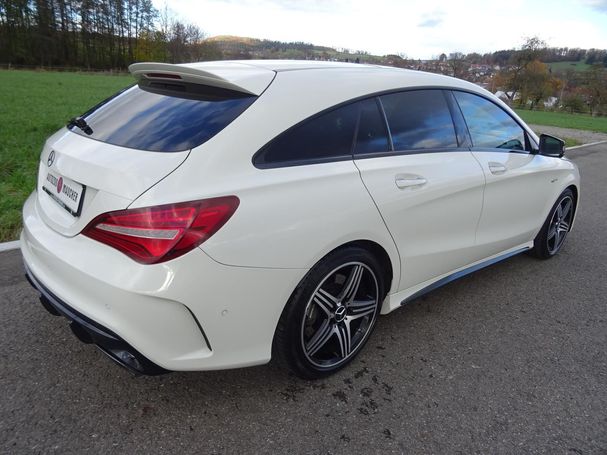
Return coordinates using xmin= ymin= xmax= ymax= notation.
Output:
xmin=301 ymin=262 xmax=379 ymax=368
xmin=547 ymin=195 xmax=573 ymax=255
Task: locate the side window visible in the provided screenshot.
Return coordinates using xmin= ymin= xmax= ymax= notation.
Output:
xmin=380 ymin=90 xmax=457 ymax=151
xmin=254 ymin=102 xmax=359 ymax=168
xmin=353 ymin=98 xmax=390 ymax=155
xmin=453 ymin=91 xmax=527 ymax=151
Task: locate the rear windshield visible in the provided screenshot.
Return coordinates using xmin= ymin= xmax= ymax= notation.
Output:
xmin=69 ymin=85 xmax=256 ymax=152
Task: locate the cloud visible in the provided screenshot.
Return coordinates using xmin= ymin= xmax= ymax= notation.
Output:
xmin=582 ymin=0 xmax=607 ymax=12
xmin=418 ymin=11 xmax=444 ymax=28
xmin=269 ymin=0 xmax=343 ymax=12
xmin=210 ymin=0 xmax=345 ymax=13
xmin=418 ymin=17 xmax=443 ymax=27
xmin=156 ymin=0 xmax=607 ymax=59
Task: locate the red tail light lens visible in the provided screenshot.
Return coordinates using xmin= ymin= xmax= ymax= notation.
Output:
xmin=82 ymin=196 xmax=239 ymax=264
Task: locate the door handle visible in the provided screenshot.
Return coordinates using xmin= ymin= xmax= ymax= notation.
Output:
xmin=488 ymin=162 xmax=507 ymax=174
xmin=395 ymin=176 xmax=427 ymax=189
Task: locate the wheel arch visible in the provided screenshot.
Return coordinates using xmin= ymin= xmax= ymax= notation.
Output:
xmin=275 ymin=237 xmax=397 ymax=339
xmin=565 ymin=183 xmax=580 ymax=230
xmin=271 ymin=237 xmax=395 ymax=377
xmin=330 ymin=239 xmax=394 ymax=298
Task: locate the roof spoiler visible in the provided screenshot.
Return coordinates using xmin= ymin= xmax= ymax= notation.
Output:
xmin=128 ymin=62 xmax=275 ymax=96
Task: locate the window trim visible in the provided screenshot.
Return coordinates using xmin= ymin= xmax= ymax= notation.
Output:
xmin=374 ymin=96 xmax=394 ymax=152
xmin=252 ymin=85 xmax=538 ymax=169
xmin=350 ymin=97 xmax=393 ymax=157
xmin=444 ymin=90 xmax=472 ymax=148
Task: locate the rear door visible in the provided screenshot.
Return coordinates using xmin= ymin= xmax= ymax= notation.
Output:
xmin=451 ymin=90 xmax=558 ymax=257
xmin=354 ymin=90 xmax=485 ymax=291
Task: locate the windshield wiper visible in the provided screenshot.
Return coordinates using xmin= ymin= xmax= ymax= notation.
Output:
xmin=67 ymin=117 xmax=93 ymax=135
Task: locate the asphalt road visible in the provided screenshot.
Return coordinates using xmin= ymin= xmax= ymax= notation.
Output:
xmin=1 ymin=145 xmax=606 ymax=455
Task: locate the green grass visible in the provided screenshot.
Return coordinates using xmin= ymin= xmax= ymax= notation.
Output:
xmin=562 ymin=137 xmax=581 ymax=148
xmin=547 ymin=61 xmax=592 ymax=72
xmin=514 ymin=109 xmax=607 ymax=134
xmin=0 ymin=70 xmax=133 ymax=241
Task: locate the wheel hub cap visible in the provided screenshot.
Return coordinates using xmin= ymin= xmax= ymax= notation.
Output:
xmin=334 ymin=305 xmax=346 ymax=322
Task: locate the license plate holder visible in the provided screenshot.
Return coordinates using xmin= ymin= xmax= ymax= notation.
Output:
xmin=42 ymin=171 xmax=86 ymax=217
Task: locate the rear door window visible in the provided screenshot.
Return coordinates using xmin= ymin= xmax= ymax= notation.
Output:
xmin=380 ymin=90 xmax=457 ymax=151
xmin=69 ymin=85 xmax=256 ymax=152
xmin=353 ymin=98 xmax=390 ymax=155
xmin=453 ymin=91 xmax=527 ymax=151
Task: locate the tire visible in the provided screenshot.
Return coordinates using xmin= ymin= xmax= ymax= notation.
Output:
xmin=529 ymin=189 xmax=575 ymax=259
xmin=273 ymin=247 xmax=386 ymax=379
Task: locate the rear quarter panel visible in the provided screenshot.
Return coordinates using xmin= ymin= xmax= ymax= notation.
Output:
xmin=135 ymin=157 xmax=401 ymax=293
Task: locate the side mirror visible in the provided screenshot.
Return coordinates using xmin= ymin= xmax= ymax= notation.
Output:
xmin=539 ymin=134 xmax=565 ymax=157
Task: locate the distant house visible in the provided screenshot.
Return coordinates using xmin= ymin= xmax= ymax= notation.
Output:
xmin=543 ymin=96 xmax=558 ymax=108
xmin=494 ymin=90 xmax=518 ymax=102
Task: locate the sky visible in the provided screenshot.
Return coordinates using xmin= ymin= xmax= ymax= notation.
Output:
xmin=152 ymin=0 xmax=607 ymax=59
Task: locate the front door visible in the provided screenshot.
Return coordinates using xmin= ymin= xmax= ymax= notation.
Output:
xmin=452 ymin=90 xmax=559 ymax=257
xmin=355 ymin=89 xmax=485 ymax=291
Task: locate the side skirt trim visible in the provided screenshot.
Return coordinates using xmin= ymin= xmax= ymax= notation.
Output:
xmin=400 ymin=246 xmax=530 ymax=306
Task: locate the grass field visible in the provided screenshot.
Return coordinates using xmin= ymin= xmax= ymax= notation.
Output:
xmin=0 ymin=70 xmax=132 ymax=241
xmin=514 ymin=109 xmax=607 ymax=134
xmin=547 ymin=61 xmax=592 ymax=72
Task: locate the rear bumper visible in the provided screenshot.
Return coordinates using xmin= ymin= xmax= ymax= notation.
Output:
xmin=25 ymin=265 xmax=168 ymax=375
xmin=21 ymin=192 xmax=307 ymax=373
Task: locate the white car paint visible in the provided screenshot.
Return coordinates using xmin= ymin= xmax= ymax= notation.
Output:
xmin=36 ymin=128 xmax=189 ymax=236
xmin=354 ymin=151 xmax=485 ymax=290
xmin=471 ymin=151 xmax=579 ymax=258
xmin=21 ymin=60 xmax=580 ymax=373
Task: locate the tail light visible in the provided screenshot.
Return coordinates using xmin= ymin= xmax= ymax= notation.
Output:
xmin=82 ymin=196 xmax=239 ymax=264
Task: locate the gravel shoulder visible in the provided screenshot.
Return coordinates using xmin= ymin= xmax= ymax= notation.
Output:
xmin=529 ymin=124 xmax=607 ymax=144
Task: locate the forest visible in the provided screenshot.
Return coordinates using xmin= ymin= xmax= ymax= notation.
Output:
xmin=0 ymin=0 xmax=221 ymax=68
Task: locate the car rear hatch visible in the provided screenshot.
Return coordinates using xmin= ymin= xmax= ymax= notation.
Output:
xmin=36 ymin=61 xmax=275 ymax=236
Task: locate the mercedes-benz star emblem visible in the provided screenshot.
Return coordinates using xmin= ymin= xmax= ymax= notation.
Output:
xmin=335 ymin=305 xmax=347 ymax=323
xmin=47 ymin=150 xmax=56 ymax=167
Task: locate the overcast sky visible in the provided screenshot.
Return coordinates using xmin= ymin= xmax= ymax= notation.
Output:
xmin=153 ymin=0 xmax=607 ymax=59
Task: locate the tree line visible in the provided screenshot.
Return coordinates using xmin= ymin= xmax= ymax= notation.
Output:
xmin=428 ymin=38 xmax=606 ymax=115
xmin=485 ymin=38 xmax=606 ymax=115
xmin=460 ymin=46 xmax=607 ymax=68
xmin=0 ymin=0 xmax=220 ymax=69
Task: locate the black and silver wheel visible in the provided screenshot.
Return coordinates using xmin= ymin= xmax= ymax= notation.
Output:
xmin=530 ymin=189 xmax=575 ymax=259
xmin=273 ymin=247 xmax=385 ymax=379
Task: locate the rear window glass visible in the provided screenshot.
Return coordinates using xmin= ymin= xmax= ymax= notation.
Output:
xmin=69 ymin=86 xmax=256 ymax=152
xmin=380 ymin=90 xmax=457 ymax=151
xmin=254 ymin=102 xmax=359 ymax=168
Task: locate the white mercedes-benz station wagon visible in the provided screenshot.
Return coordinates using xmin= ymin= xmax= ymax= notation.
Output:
xmin=22 ymin=60 xmax=580 ymax=378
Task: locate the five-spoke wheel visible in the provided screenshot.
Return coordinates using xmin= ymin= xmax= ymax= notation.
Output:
xmin=547 ymin=195 xmax=573 ymax=255
xmin=273 ymin=247 xmax=385 ymax=379
xmin=530 ymin=188 xmax=575 ymax=259
xmin=302 ymin=262 xmax=379 ymax=368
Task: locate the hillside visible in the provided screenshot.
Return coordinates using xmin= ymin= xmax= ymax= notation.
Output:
xmin=547 ymin=61 xmax=592 ymax=72
xmin=206 ymin=35 xmax=387 ymax=64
